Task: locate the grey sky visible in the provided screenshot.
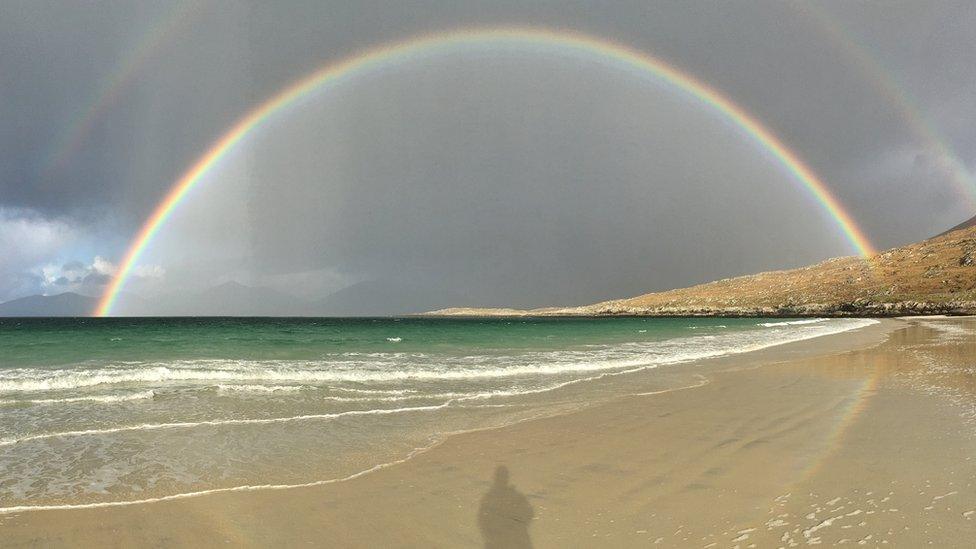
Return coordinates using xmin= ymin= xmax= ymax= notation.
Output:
xmin=2 ymin=1 xmax=974 ymax=311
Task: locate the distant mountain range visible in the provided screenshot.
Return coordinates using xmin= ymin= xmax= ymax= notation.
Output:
xmin=5 ymin=216 xmax=974 ymax=317
xmin=0 ymin=278 xmax=472 ymax=317
xmin=0 ymin=292 xmax=98 ymax=317
xmin=428 ymin=219 xmax=976 ymax=317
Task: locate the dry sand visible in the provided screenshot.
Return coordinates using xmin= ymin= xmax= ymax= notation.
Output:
xmin=3 ymin=317 xmax=975 ymax=547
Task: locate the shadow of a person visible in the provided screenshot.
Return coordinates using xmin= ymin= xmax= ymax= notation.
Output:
xmin=477 ymin=465 xmax=534 ymax=549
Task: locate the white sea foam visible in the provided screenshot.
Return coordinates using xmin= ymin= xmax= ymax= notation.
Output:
xmin=0 ymin=355 xmax=736 ymax=391
xmin=758 ymin=318 xmax=828 ymax=327
xmin=0 ymin=403 xmax=455 ymax=447
xmin=333 ymin=387 xmax=419 ymax=395
xmin=215 ymin=384 xmax=305 ymax=393
xmin=0 ymin=442 xmax=435 ymax=515
xmin=192 ymin=319 xmax=878 ymax=406
xmin=213 ymin=385 xmax=472 ymax=402
xmin=0 ymin=318 xmax=877 ymax=393
xmin=917 ymin=320 xmax=973 ymax=340
xmin=0 ymin=390 xmax=155 ymax=406
xmin=324 ymin=392 xmax=478 ymax=402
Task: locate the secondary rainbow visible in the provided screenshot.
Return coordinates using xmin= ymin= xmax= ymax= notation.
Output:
xmin=95 ymin=26 xmax=876 ymax=316
xmin=43 ymin=1 xmax=203 ymax=176
xmin=799 ymin=3 xmax=976 ymax=210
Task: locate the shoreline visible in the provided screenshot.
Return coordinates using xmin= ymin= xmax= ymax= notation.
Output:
xmin=422 ymin=305 xmax=976 ymax=318
xmin=0 ymin=317 xmax=890 ymax=516
xmin=4 ymin=317 xmax=975 ymax=546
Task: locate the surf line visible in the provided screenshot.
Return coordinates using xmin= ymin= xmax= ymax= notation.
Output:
xmin=96 ymin=26 xmax=876 ymax=316
xmin=0 ymin=441 xmax=437 ymax=515
xmin=0 ymin=402 xmax=465 ymax=447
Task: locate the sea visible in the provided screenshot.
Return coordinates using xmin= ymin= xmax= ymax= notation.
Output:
xmin=0 ymin=316 xmax=877 ymax=511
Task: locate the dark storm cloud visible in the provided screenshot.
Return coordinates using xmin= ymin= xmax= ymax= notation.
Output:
xmin=2 ymin=1 xmax=974 ymax=309
xmin=225 ymin=55 xmax=846 ymax=307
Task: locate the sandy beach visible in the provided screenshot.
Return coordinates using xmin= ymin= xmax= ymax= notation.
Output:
xmin=7 ymin=2 xmax=976 ymax=547
xmin=3 ymin=317 xmax=974 ymax=547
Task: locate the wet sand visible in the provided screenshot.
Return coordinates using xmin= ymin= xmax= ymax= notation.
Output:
xmin=3 ymin=317 xmax=975 ymax=547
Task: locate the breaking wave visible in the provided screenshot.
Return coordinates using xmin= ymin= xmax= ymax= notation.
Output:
xmin=758 ymin=318 xmax=828 ymax=327
xmin=0 ymin=318 xmax=875 ymax=394
xmin=0 ymin=390 xmax=156 ymax=406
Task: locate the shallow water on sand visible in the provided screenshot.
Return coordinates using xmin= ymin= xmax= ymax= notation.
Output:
xmin=0 ymin=316 xmax=875 ymax=509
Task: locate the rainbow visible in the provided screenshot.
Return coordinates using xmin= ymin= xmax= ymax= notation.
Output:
xmin=799 ymin=4 xmax=976 ymax=210
xmin=795 ymin=361 xmax=880 ymax=483
xmin=42 ymin=2 xmax=203 ymax=176
xmin=95 ymin=26 xmax=876 ymax=316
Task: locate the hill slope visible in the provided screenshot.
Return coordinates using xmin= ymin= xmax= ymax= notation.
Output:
xmin=936 ymin=214 xmax=976 ymax=238
xmin=428 ymin=226 xmax=976 ymax=317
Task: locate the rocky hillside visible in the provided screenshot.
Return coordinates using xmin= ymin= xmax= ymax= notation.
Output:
xmin=428 ymin=225 xmax=976 ymax=317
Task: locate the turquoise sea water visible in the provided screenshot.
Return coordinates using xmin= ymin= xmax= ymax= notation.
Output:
xmin=0 ymin=316 xmax=875 ymax=509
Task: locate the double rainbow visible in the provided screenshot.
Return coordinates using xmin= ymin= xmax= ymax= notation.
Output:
xmin=95 ymin=27 xmax=876 ymax=316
